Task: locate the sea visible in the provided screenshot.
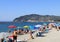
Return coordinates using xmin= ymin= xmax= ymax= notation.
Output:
xmin=0 ymin=22 xmax=52 ymax=32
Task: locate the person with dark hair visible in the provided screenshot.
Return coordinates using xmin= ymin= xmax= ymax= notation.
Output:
xmin=13 ymin=29 xmax=17 ymax=42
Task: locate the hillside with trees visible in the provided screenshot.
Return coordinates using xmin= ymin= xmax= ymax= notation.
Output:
xmin=13 ymin=14 xmax=60 ymax=22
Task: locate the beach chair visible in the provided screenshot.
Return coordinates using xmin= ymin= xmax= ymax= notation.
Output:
xmin=36 ymin=32 xmax=42 ymax=37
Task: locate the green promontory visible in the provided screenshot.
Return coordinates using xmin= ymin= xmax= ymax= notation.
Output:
xmin=13 ymin=14 xmax=60 ymax=22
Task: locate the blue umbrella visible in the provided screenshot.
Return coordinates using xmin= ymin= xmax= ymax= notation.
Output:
xmin=34 ymin=24 xmax=42 ymax=29
xmin=29 ymin=25 xmax=34 ymax=30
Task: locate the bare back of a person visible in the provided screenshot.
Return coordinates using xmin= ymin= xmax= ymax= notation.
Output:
xmin=13 ymin=31 xmax=17 ymax=42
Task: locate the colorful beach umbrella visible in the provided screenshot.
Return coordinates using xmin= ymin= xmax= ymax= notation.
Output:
xmin=35 ymin=24 xmax=42 ymax=28
xmin=8 ymin=25 xmax=16 ymax=28
xmin=29 ymin=25 xmax=34 ymax=30
xmin=23 ymin=25 xmax=29 ymax=29
xmin=34 ymin=24 xmax=42 ymax=29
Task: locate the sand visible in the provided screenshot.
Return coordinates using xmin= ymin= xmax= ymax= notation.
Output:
xmin=17 ymin=28 xmax=60 ymax=42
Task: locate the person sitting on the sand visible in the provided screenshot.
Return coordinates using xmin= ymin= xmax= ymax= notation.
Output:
xmin=48 ymin=23 xmax=54 ymax=30
xmin=42 ymin=26 xmax=46 ymax=32
xmin=17 ymin=29 xmax=24 ymax=35
xmin=36 ymin=28 xmax=43 ymax=37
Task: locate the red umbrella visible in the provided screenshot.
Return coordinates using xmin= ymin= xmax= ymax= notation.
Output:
xmin=8 ymin=25 xmax=16 ymax=28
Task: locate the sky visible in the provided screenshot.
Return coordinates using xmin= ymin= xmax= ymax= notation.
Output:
xmin=0 ymin=0 xmax=60 ymax=21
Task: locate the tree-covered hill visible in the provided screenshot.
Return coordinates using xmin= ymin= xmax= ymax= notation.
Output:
xmin=13 ymin=14 xmax=60 ymax=22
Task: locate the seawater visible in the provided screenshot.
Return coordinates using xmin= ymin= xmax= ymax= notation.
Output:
xmin=0 ymin=22 xmax=50 ymax=32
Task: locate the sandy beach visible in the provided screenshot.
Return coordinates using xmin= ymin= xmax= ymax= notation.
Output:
xmin=17 ymin=28 xmax=60 ymax=42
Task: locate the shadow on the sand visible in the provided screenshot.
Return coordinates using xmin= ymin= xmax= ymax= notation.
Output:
xmin=36 ymin=34 xmax=46 ymax=37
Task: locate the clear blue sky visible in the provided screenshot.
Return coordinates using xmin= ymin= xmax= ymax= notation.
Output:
xmin=0 ymin=0 xmax=60 ymax=21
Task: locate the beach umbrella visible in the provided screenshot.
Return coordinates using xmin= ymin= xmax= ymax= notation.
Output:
xmin=34 ymin=24 xmax=42 ymax=28
xmin=23 ymin=25 xmax=30 ymax=31
xmin=34 ymin=24 xmax=42 ymax=29
xmin=8 ymin=25 xmax=16 ymax=32
xmin=29 ymin=25 xmax=34 ymax=30
xmin=23 ymin=25 xmax=29 ymax=29
xmin=8 ymin=25 xmax=16 ymax=28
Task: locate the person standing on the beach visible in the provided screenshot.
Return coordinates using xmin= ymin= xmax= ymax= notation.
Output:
xmin=13 ymin=29 xmax=17 ymax=42
xmin=29 ymin=30 xmax=34 ymax=39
